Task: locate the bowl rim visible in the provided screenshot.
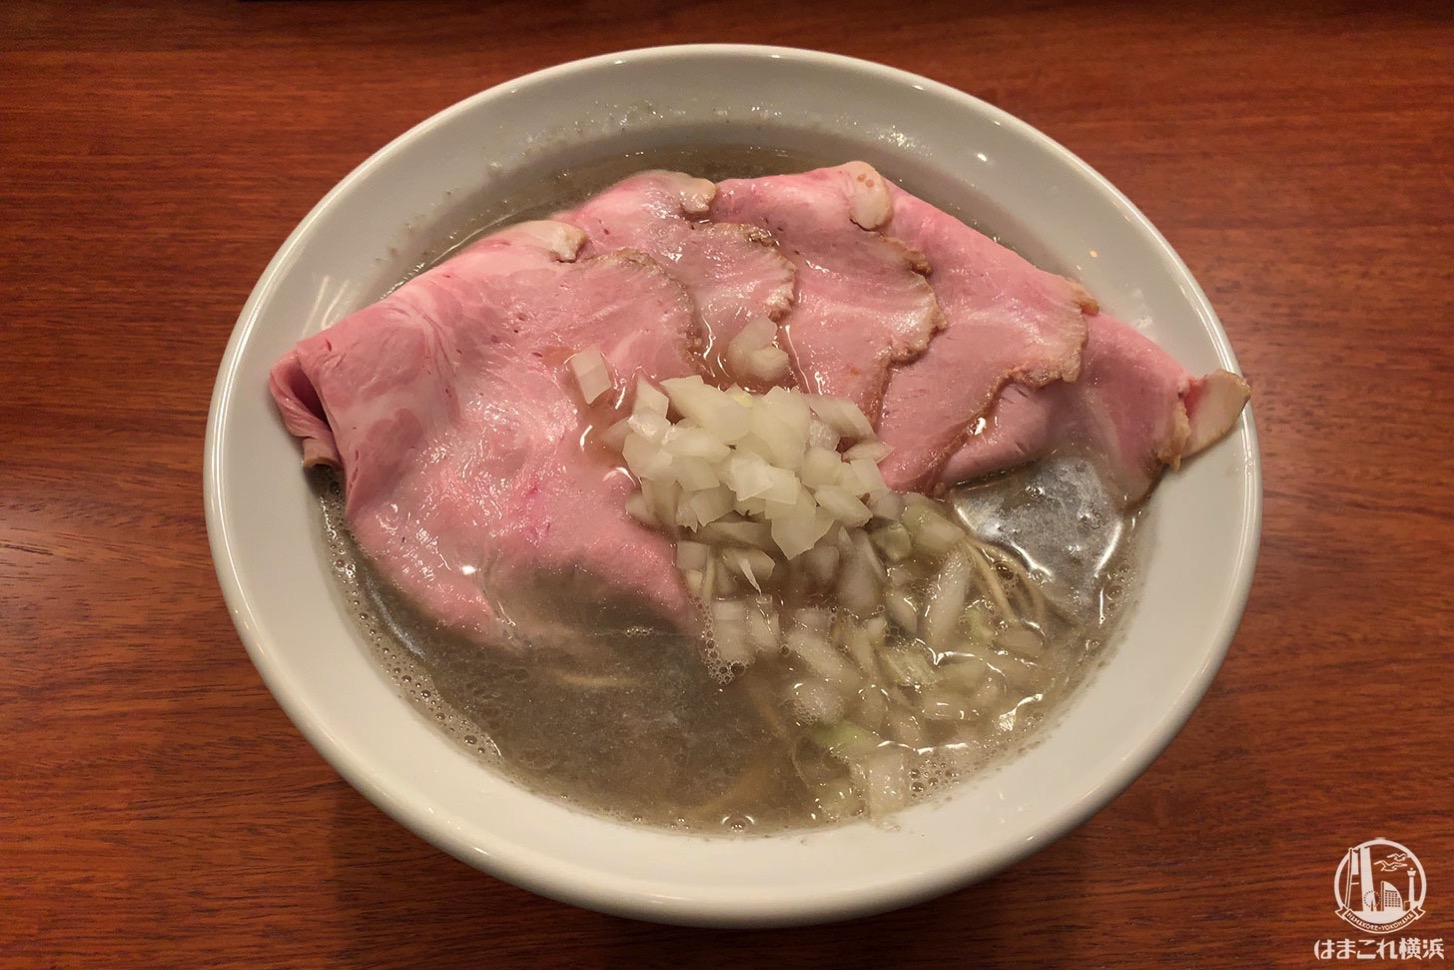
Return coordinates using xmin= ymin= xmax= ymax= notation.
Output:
xmin=204 ymin=43 xmax=1262 ymax=926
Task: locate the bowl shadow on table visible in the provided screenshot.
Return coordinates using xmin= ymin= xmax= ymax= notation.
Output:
xmin=324 ymin=781 xmax=1095 ymax=965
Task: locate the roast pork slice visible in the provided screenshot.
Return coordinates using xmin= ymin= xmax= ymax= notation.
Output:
xmin=874 ymin=183 xmax=1093 ymax=492
xmin=269 ymin=221 xmax=701 ymax=642
xmin=710 ymin=162 xmax=945 ymax=418
xmin=941 ymin=312 xmax=1250 ymax=506
xmin=557 ymin=170 xmax=796 ymax=351
xmin=269 ymin=220 xmax=588 ymax=472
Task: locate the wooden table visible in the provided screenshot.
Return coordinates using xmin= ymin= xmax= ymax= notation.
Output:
xmin=4 ymin=2 xmax=1452 ymax=965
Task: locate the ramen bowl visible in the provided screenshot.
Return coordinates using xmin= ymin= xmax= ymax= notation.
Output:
xmin=204 ymin=45 xmax=1260 ymax=927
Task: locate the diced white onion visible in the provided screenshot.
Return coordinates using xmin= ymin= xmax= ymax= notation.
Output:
xmin=713 ymin=563 xmax=737 ymax=597
xmin=881 ymin=643 xmax=935 ymax=688
xmin=970 ymin=678 xmax=1003 ymax=713
xmin=625 ymin=492 xmax=655 ymax=526
xmin=884 ymin=709 xmax=926 ymax=748
xmin=706 ymin=521 xmax=774 ymax=552
xmin=800 ymin=447 xmax=843 ymax=489
xmin=711 ymin=598 xmax=747 ymax=624
xmin=846 ymin=458 xmax=890 ymax=499
xmin=682 ymin=485 xmax=734 ymax=529
xmin=785 ymin=627 xmax=858 ymax=689
xmin=770 ymin=496 xmax=834 ymax=559
xmin=870 ymin=523 xmax=912 ymax=562
xmin=920 ymin=684 xmax=970 ymax=721
xmin=762 ymin=482 xmax=806 ymax=521
xmin=940 ymin=655 xmax=989 ymax=691
xmin=699 ymin=518 xmax=776 ymax=552
xmin=813 ymin=780 xmax=861 ymax=821
xmin=801 ymin=541 xmax=841 ymax=585
xmin=567 ymin=347 xmax=613 ymax=404
xmin=662 ymin=425 xmax=731 ymax=462
xmin=791 ymin=607 xmax=833 ymax=634
xmin=836 ymin=549 xmax=882 ymax=616
xmin=922 ymin=547 xmax=973 ymax=651
xmin=675 ymin=540 xmax=709 ymax=572
xmin=756 ymin=463 xmax=801 ymax=505
xmin=868 ymin=490 xmax=904 ymax=522
xmin=661 ymin=376 xmax=751 ymax=442
xmin=844 ymin=439 xmax=892 ymax=463
xmin=596 ymin=417 xmax=632 ymax=454
xmin=723 ymin=548 xmax=775 ymax=592
xmin=627 ymin=409 xmax=671 ymax=444
xmin=903 ymin=501 xmax=964 ymax=556
xmin=997 ymin=628 xmax=1044 ymax=658
xmin=806 ymin=418 xmax=840 ymax=450
xmin=724 ymin=317 xmax=781 ymax=381
xmin=745 ymin=346 xmax=791 ymax=383
xmin=885 ymin=589 xmax=918 ymax=632
xmin=886 ymin=565 xmax=911 ymax=589
xmin=621 ymin=434 xmax=670 ymax=480
xmin=671 ymin=455 xmax=720 ymax=492
xmin=635 ymin=379 xmax=669 ymax=417
xmin=735 ymin=495 xmax=768 ymax=518
xmin=745 ymin=597 xmax=780 ymax=653
xmin=749 ymin=388 xmax=810 ymax=469
xmin=992 ymin=653 xmax=1042 ymax=693
xmin=849 ymin=689 xmax=885 ymax=731
xmin=722 ymin=451 xmax=773 ymax=500
xmin=761 ymin=386 xmax=812 ymax=434
xmin=710 ymin=600 xmax=754 ymax=666
xmin=814 ymin=722 xmax=884 ymax=763
xmin=852 ymin=530 xmax=888 ymax=582
xmin=854 ymin=745 xmax=909 ymax=820
xmin=806 ymin=394 xmax=875 ymax=440
xmin=791 ymin=678 xmax=847 ymax=725
xmin=641 ymin=478 xmax=680 ymax=527
xmin=842 ymin=624 xmax=876 ymax=673
xmin=814 ymin=484 xmax=873 ymax=527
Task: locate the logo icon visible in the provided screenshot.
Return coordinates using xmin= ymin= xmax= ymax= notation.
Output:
xmin=1334 ymin=838 xmax=1427 ymax=934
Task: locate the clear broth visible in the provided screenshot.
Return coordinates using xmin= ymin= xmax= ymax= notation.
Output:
xmin=317 ymin=454 xmax=1138 ymax=834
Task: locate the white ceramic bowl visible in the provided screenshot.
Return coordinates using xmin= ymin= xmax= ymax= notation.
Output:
xmin=205 ymin=45 xmax=1260 ymax=927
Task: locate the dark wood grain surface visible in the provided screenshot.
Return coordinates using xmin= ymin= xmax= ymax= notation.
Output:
xmin=3 ymin=1 xmax=1452 ymax=966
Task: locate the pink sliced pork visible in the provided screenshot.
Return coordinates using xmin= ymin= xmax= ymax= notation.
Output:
xmin=874 ymin=183 xmax=1094 ymax=492
xmin=710 ymin=162 xmax=945 ymax=418
xmin=940 ymin=312 xmax=1251 ymax=505
xmin=557 ymin=170 xmax=796 ymax=352
xmin=269 ymin=221 xmax=701 ymax=642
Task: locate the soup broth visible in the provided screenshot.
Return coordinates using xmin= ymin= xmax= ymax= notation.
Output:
xmin=317 ymin=452 xmax=1138 ymax=834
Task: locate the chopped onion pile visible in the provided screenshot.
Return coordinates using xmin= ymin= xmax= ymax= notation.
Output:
xmin=615 ymin=375 xmax=892 ymax=561
xmin=607 ymin=373 xmax=1050 ymax=823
